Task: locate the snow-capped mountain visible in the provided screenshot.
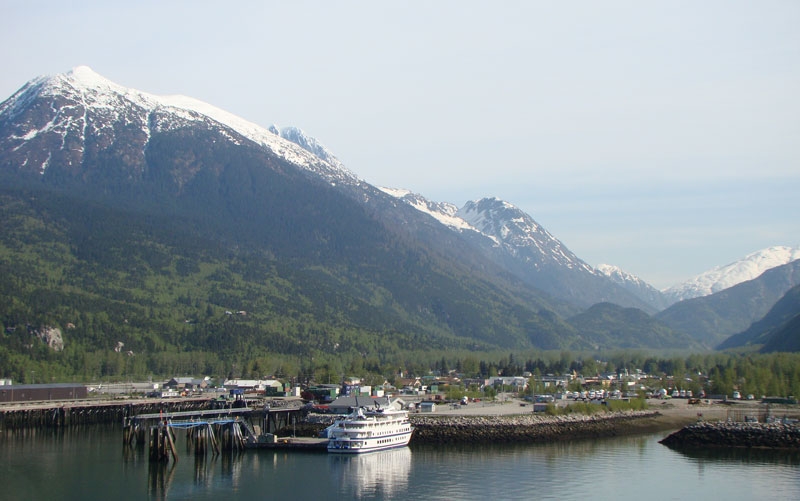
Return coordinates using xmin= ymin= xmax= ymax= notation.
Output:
xmin=2 ymin=66 xmax=601 ymax=351
xmin=378 ymin=191 xmax=594 ymax=273
xmin=0 ymin=67 xmax=626 ymax=305
xmin=4 ymin=66 xmax=794 ymax=317
xmin=596 ymin=264 xmax=670 ymax=310
xmin=380 ymin=191 xmax=655 ymax=310
xmin=655 ymin=259 xmax=800 ymax=347
xmin=457 ymin=198 xmax=595 ymax=273
xmin=596 ymin=264 xmax=642 ymax=287
xmin=0 ymin=66 xmax=358 ymax=187
xmin=0 ymin=65 xmax=673 ymax=312
xmin=663 ymin=246 xmax=800 ymax=303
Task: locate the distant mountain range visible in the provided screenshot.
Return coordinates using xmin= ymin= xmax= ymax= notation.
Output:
xmin=655 ymin=260 xmax=800 ymax=347
xmin=718 ymin=284 xmax=800 ymax=352
xmin=1 ymin=66 xmax=798 ymax=358
xmin=596 ymin=245 xmax=800 ymax=308
xmin=661 ymin=246 xmax=800 ymax=303
xmin=381 ymin=190 xmax=654 ymax=311
xmin=595 ymin=264 xmax=672 ymax=311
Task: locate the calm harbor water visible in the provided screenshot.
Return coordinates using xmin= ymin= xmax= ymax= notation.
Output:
xmin=1 ymin=426 xmax=798 ymax=500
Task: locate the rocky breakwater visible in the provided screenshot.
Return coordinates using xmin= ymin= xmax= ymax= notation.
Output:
xmin=660 ymin=421 xmax=800 ymax=450
xmin=409 ymin=410 xmax=660 ymax=445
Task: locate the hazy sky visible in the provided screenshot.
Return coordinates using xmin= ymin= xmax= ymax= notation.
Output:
xmin=2 ymin=1 xmax=798 ymax=289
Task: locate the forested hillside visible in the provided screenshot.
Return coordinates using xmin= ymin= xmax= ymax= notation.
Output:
xmin=567 ymin=303 xmax=701 ymax=350
xmin=0 ymin=182 xmax=577 ymax=383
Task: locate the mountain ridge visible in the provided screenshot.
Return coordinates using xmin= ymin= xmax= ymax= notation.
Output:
xmin=0 ymin=66 xmax=588 ymax=356
xmin=11 ymin=66 xmax=794 ymax=309
xmin=655 ymin=260 xmax=800 ymax=348
xmin=596 ymin=246 xmax=800 ymax=311
xmin=1 ymin=66 xmax=798 ymax=360
xmin=0 ymin=66 xmax=357 ymax=186
xmin=662 ymin=245 xmax=800 ymax=303
xmin=380 ymin=189 xmax=655 ymax=310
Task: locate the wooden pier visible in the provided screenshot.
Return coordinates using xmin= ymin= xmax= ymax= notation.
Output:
xmin=123 ymin=405 xmax=321 ymax=461
xmin=124 ymin=408 xmax=255 ymax=462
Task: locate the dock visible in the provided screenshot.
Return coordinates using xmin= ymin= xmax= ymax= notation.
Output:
xmin=246 ymin=435 xmax=329 ymax=450
xmin=122 ymin=403 xmax=325 ymax=461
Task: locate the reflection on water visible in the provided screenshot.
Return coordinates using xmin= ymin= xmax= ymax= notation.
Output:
xmin=656 ymin=433 xmax=800 ymax=498
xmin=147 ymin=461 xmax=176 ymax=501
xmin=2 ymin=427 xmax=799 ymax=500
xmin=665 ymin=444 xmax=800 ymax=465
xmin=413 ymin=432 xmax=653 ymax=460
xmin=329 ymin=448 xmax=412 ymax=499
xmin=405 ymin=436 xmax=664 ymax=499
xmin=133 ymin=429 xmax=249 ymax=500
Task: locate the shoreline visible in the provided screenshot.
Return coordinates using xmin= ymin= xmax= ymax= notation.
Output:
xmin=403 ymin=397 xmax=800 ymax=445
xmin=408 ymin=410 xmax=664 ymax=444
xmin=3 ymin=395 xmax=797 ymax=443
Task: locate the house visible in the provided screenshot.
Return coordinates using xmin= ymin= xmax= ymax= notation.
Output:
xmin=462 ymin=378 xmax=488 ymax=390
xmin=164 ymin=377 xmax=210 ymax=393
xmin=341 ymin=382 xmax=370 ymax=397
xmin=223 ymin=379 xmax=260 ymax=391
xmin=491 ymin=377 xmax=528 ymax=392
xmin=537 ymin=374 xmax=570 ymax=389
xmin=583 ymin=376 xmax=612 ymax=388
xmin=419 ymin=401 xmax=436 ymax=413
xmin=261 ymin=379 xmax=284 ymax=396
xmin=397 ymin=377 xmax=423 ymax=394
xmin=307 ymin=384 xmax=340 ymax=402
xmin=223 ymin=379 xmax=284 ymax=395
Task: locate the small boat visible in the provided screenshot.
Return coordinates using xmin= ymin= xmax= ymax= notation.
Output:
xmin=326 ymin=404 xmax=414 ymax=454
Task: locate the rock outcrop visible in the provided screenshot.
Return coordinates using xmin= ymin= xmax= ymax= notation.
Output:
xmin=659 ymin=421 xmax=800 ymax=449
xmin=33 ymin=326 xmax=64 ymax=352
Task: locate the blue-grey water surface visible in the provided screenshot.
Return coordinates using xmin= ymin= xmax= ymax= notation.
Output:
xmin=1 ymin=426 xmax=798 ymax=500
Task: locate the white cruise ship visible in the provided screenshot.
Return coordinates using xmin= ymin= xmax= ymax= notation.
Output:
xmin=327 ymin=405 xmax=414 ymax=454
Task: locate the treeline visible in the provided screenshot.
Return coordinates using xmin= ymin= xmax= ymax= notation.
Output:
xmin=452 ymin=351 xmax=800 ymax=399
xmin=288 ymin=350 xmax=800 ymax=400
xmin=3 ymin=330 xmax=800 ymax=403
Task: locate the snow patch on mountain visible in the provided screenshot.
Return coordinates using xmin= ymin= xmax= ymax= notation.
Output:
xmin=269 ymin=125 xmax=345 ymax=171
xmin=383 ymin=192 xmax=596 ymax=274
xmin=378 ymin=187 xmax=476 ymax=232
xmin=596 ymin=264 xmax=646 ymax=286
xmin=596 ymin=263 xmax=670 ymax=310
xmin=663 ymin=245 xmax=800 ymax=302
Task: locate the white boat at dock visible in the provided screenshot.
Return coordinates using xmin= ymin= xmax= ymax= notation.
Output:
xmin=326 ymin=404 xmax=414 ymax=454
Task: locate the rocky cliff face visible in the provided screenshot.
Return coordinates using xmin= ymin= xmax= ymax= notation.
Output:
xmin=33 ymin=326 xmax=64 ymax=352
